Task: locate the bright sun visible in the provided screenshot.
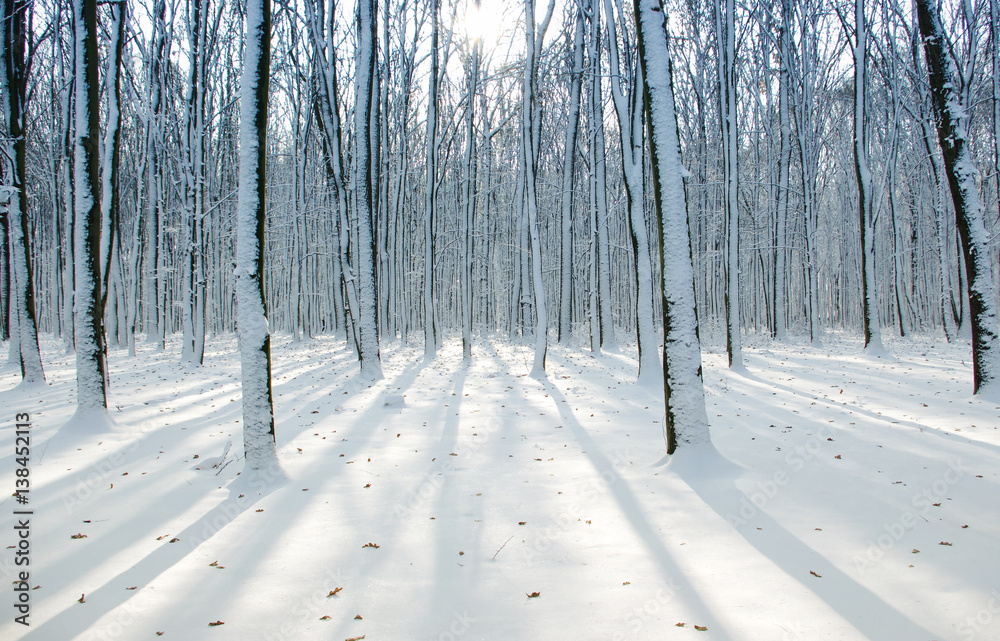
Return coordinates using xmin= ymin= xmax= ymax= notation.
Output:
xmin=461 ymin=0 xmax=508 ymax=46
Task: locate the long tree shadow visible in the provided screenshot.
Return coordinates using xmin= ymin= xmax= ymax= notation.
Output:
xmin=541 ymin=380 xmax=735 ymax=640
xmin=667 ymin=443 xmax=942 ymax=641
xmin=23 ymin=347 xmax=434 ymax=641
xmin=731 ymin=367 xmax=1000 ymax=458
xmin=19 ymin=475 xmax=284 ymax=641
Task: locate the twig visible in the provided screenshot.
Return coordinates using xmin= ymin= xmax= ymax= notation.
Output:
xmin=492 ymin=535 xmax=514 ymax=561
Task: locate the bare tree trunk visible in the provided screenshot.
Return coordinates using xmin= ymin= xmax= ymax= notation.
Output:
xmin=100 ymin=0 xmax=126 ymax=352
xmin=588 ymin=6 xmax=615 ymax=350
xmin=604 ymin=0 xmax=657 ymax=382
xmin=851 ymin=0 xmax=884 ymax=353
xmin=635 ymin=0 xmax=710 ymax=452
xmin=73 ymin=0 xmax=108 ymax=411
xmin=354 ymin=0 xmax=382 ymax=380
xmin=1 ymin=0 xmax=44 ymax=383
xmin=917 ymin=0 xmax=1000 ymax=394
xmin=523 ymin=0 xmax=556 ymax=376
xmin=558 ymin=5 xmax=584 ymax=344
xmin=716 ymin=0 xmax=742 ymax=367
xmin=237 ymin=0 xmax=279 ymax=471
xmin=774 ymin=0 xmax=792 ymax=341
xmin=423 ymin=0 xmax=439 ymax=358
xmin=461 ymin=25 xmax=481 ymax=361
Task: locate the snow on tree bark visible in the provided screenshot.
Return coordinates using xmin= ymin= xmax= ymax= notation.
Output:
xmin=634 ymin=0 xmax=710 ymax=451
xmin=603 ymin=0 xmax=658 ymax=382
xmin=773 ymin=0 xmax=792 ymax=341
xmin=916 ymin=0 xmax=1000 ymax=395
xmin=715 ymin=0 xmax=742 ymax=368
xmin=73 ymin=0 xmax=108 ymax=410
xmin=851 ymin=0 xmax=884 ymax=354
xmin=523 ymin=0 xmax=555 ymax=376
xmin=354 ymin=0 xmax=383 ymax=381
xmin=558 ymin=5 xmax=584 ymax=345
xmin=237 ymin=0 xmax=279 ymax=469
xmin=424 ymin=0 xmax=439 ymax=358
xmin=588 ymin=6 xmax=615 ymax=351
xmin=1 ymin=0 xmax=44 ymax=383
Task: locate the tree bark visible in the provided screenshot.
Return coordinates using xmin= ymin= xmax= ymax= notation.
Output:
xmin=917 ymin=0 xmax=1000 ymax=394
xmin=354 ymin=0 xmax=382 ymax=380
xmin=73 ymin=0 xmax=108 ymax=410
xmin=1 ymin=0 xmax=44 ymax=383
xmin=237 ymin=0 xmax=279 ymax=470
xmin=635 ymin=0 xmax=710 ymax=452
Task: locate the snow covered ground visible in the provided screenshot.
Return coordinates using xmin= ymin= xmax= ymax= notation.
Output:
xmin=2 ymin=332 xmax=998 ymax=641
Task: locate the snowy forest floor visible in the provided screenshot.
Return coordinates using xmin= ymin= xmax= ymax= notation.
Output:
xmin=1 ymin=331 xmax=999 ymax=641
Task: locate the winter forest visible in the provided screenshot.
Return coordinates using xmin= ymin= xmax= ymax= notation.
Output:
xmin=3 ymin=0 xmax=1000 ymax=638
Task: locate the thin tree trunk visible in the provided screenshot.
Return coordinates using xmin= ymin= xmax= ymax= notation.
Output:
xmin=852 ymin=0 xmax=884 ymax=353
xmin=774 ymin=0 xmax=792 ymax=341
xmin=1 ymin=0 xmax=44 ymax=383
xmin=604 ymin=0 xmax=657 ymax=382
xmin=558 ymin=5 xmax=584 ymax=344
xmin=424 ymin=0 xmax=439 ymax=358
xmin=716 ymin=0 xmax=742 ymax=367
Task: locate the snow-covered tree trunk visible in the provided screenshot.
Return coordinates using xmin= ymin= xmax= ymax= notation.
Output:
xmin=774 ymin=0 xmax=792 ymax=341
xmin=635 ymin=0 xmax=710 ymax=452
xmin=1 ymin=0 xmax=44 ymax=383
xmin=603 ymin=0 xmax=657 ymax=382
xmin=793 ymin=7 xmax=822 ymax=347
xmin=558 ymin=6 xmax=584 ymax=345
xmin=181 ymin=0 xmax=209 ymax=365
xmin=522 ymin=0 xmax=555 ymax=376
xmin=237 ymin=0 xmax=278 ymax=470
xmin=142 ymin=0 xmax=167 ymax=349
xmin=55 ymin=1 xmax=76 ymax=352
xmin=73 ymin=0 xmax=108 ymax=411
xmin=917 ymin=0 xmax=1000 ymax=395
xmin=715 ymin=0 xmax=741 ymax=368
xmin=100 ymin=0 xmax=125 ymax=334
xmin=307 ymin=0 xmax=360 ymax=353
xmin=993 ymin=0 xmax=1000 ymax=232
xmin=851 ymin=0 xmax=884 ymax=354
xmin=461 ymin=30 xmax=481 ymax=361
xmin=354 ymin=0 xmax=382 ymax=380
xmin=423 ymin=0 xmax=439 ymax=358
xmin=588 ymin=6 xmax=615 ymax=350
